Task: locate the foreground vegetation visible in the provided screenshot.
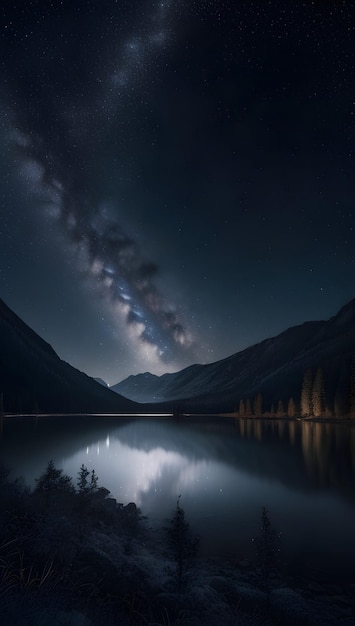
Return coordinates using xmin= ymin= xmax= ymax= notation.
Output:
xmin=0 ymin=462 xmax=353 ymax=625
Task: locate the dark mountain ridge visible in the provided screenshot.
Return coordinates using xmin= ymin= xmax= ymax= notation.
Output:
xmin=0 ymin=298 xmax=138 ymax=414
xmin=1 ymin=296 xmax=354 ymax=415
xmin=114 ymin=299 xmax=355 ymax=415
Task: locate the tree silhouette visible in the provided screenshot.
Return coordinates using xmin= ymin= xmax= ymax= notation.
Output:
xmin=166 ymin=496 xmax=199 ymax=592
xmin=301 ymin=368 xmax=313 ymax=417
xmin=77 ymin=464 xmax=90 ymax=493
xmin=350 ymin=360 xmax=355 ymax=419
xmin=312 ymin=367 xmax=326 ymax=418
xmin=276 ymin=400 xmax=284 ymax=417
xmin=334 ymin=359 xmax=348 ymax=417
xmin=245 ymin=398 xmax=252 ymax=416
xmin=77 ymin=464 xmax=99 ymax=495
xmin=287 ymin=397 xmax=296 ymax=418
xmin=34 ymin=460 xmax=74 ymax=509
xmin=253 ymin=392 xmax=263 ymax=416
xmin=253 ymin=506 xmax=281 ymax=591
xmin=35 ymin=460 xmax=73 ymax=494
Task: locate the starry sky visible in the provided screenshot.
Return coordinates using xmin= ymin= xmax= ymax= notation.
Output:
xmin=0 ymin=1 xmax=354 ymax=385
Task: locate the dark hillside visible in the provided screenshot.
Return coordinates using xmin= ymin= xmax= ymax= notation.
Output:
xmin=0 ymin=298 xmax=138 ymax=414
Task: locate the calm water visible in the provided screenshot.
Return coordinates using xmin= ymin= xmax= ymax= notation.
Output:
xmin=1 ymin=415 xmax=355 ymax=580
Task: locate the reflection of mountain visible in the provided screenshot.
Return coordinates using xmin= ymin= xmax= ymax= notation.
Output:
xmin=1 ymin=416 xmax=354 ymax=504
xmin=114 ymin=298 xmax=355 ymax=413
xmin=0 ymin=298 xmax=138 ymax=413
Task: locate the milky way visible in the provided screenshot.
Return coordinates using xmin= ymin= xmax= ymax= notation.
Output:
xmin=1 ymin=1 xmax=354 ymax=384
xmin=5 ymin=1 xmax=196 ymax=369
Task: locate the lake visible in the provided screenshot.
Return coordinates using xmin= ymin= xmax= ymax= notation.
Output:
xmin=1 ymin=415 xmax=355 ymax=582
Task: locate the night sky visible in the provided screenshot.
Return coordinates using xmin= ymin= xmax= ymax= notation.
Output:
xmin=0 ymin=1 xmax=354 ymax=385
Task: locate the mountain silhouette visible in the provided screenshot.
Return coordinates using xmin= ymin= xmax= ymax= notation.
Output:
xmin=0 ymin=298 xmax=138 ymax=414
xmin=113 ymin=298 xmax=355 ymax=414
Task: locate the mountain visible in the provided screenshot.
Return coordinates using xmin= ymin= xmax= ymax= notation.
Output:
xmin=0 ymin=298 xmax=138 ymax=414
xmin=94 ymin=378 xmax=109 ymax=387
xmin=113 ymin=298 xmax=355 ymax=415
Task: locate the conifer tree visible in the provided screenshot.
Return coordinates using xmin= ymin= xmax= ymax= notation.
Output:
xmin=245 ymin=398 xmax=252 ymax=416
xmin=35 ymin=460 xmax=74 ymax=509
xmin=35 ymin=460 xmax=73 ymax=493
xmin=287 ymin=397 xmax=296 ymax=418
xmin=350 ymin=360 xmax=355 ymax=419
xmin=312 ymin=367 xmax=326 ymax=418
xmin=166 ymin=496 xmax=199 ymax=592
xmin=276 ymin=400 xmax=284 ymax=417
xmin=90 ymin=469 xmax=99 ymax=492
xmin=253 ymin=507 xmax=281 ymax=591
xmin=239 ymin=399 xmax=245 ymax=417
xmin=301 ymin=369 xmax=313 ymax=417
xmin=253 ymin=392 xmax=263 ymax=416
xmin=77 ymin=464 xmax=99 ymax=495
xmin=77 ymin=464 xmax=90 ymax=494
xmin=334 ymin=359 xmax=348 ymax=417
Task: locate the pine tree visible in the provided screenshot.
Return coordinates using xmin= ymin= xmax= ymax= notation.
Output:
xmin=166 ymin=496 xmax=199 ymax=592
xmin=239 ymin=399 xmax=245 ymax=417
xmin=301 ymin=369 xmax=313 ymax=417
xmin=90 ymin=469 xmax=99 ymax=492
xmin=287 ymin=397 xmax=296 ymax=418
xmin=245 ymin=398 xmax=252 ymax=416
xmin=252 ymin=507 xmax=281 ymax=591
xmin=253 ymin=392 xmax=263 ymax=416
xmin=334 ymin=359 xmax=348 ymax=417
xmin=276 ymin=400 xmax=284 ymax=417
xmin=350 ymin=360 xmax=355 ymax=419
xmin=35 ymin=460 xmax=74 ymax=506
xmin=312 ymin=367 xmax=326 ymax=418
xmin=76 ymin=465 xmax=100 ymax=543
xmin=77 ymin=464 xmax=99 ymax=495
xmin=77 ymin=464 xmax=90 ymax=494
xmin=35 ymin=460 xmax=72 ymax=492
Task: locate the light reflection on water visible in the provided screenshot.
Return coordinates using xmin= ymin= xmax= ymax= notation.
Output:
xmin=65 ymin=439 xmax=188 ymax=506
xmin=1 ymin=416 xmax=355 ymax=578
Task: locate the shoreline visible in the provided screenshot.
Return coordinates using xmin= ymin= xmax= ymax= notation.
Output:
xmin=1 ymin=411 xmax=355 ymax=425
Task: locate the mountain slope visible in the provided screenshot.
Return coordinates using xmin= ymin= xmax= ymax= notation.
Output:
xmin=0 ymin=298 xmax=138 ymax=414
xmin=114 ymin=299 xmax=355 ymax=414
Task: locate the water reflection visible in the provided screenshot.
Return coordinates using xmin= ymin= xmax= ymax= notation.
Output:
xmin=235 ymin=418 xmax=355 ymax=498
xmin=66 ymin=439 xmax=190 ymax=507
xmin=1 ymin=416 xmax=355 ymax=577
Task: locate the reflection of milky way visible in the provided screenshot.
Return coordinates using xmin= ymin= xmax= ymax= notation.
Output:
xmin=8 ymin=0 xmax=195 ymax=367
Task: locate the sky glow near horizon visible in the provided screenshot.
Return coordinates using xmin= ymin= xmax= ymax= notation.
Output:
xmin=0 ymin=1 xmax=354 ymax=384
